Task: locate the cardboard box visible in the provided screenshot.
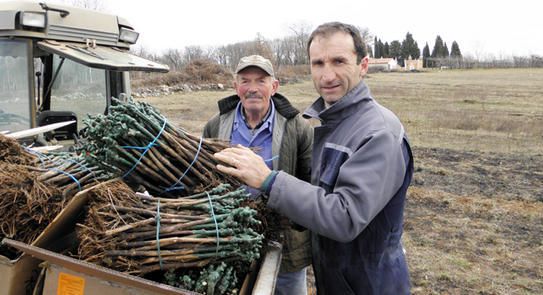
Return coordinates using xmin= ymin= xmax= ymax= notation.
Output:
xmin=4 ymin=239 xmax=281 ymax=295
xmin=4 ymin=181 xmax=282 ymax=295
xmin=0 ymin=253 xmax=42 ymax=295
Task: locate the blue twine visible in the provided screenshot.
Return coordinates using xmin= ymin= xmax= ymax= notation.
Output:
xmin=122 ymin=119 xmax=167 ymax=179
xmin=121 ymin=143 xmax=159 ymax=150
xmin=155 ymin=199 xmax=164 ymax=270
xmin=164 ymin=136 xmax=203 ymax=192
xmin=23 ymin=147 xmax=89 ymax=191
xmin=51 ymin=168 xmax=81 ymax=191
xmin=24 ymin=146 xmax=93 ymax=175
xmin=23 ymin=146 xmax=47 ymax=168
xmin=264 ymin=155 xmax=278 ymax=162
xmin=205 ymin=191 xmax=220 ymax=258
xmin=63 ymin=158 xmax=93 ymax=175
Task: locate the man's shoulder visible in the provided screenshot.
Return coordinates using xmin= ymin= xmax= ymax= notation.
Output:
xmin=272 ymin=93 xmax=299 ymax=119
xmin=202 ymin=114 xmax=219 ymax=138
xmin=217 ymin=94 xmax=241 ymax=114
xmin=370 ymin=101 xmax=403 ymax=132
xmin=345 ymin=100 xmax=404 ymax=143
xmin=283 ymin=113 xmax=313 ymax=139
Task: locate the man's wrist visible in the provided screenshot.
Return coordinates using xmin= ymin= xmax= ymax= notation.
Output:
xmin=259 ymin=170 xmax=278 ymax=195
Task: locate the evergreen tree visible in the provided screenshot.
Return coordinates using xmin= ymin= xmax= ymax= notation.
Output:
xmin=401 ymin=32 xmax=420 ymax=59
xmin=383 ymin=42 xmax=390 ymax=58
xmin=374 ymin=37 xmax=381 ymax=58
xmin=389 ymin=40 xmax=401 ymax=58
xmin=450 ymin=41 xmax=462 ymax=58
xmin=443 ymin=42 xmax=450 ymax=57
xmin=413 ymin=40 xmax=420 ymax=59
xmin=431 ymin=35 xmax=445 ymax=58
xmin=422 ymin=42 xmax=430 ymax=67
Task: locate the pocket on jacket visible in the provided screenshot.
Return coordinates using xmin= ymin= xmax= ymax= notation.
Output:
xmin=319 ymin=144 xmax=350 ymax=190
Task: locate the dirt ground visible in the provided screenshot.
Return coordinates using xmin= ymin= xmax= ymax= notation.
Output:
xmin=406 ymin=147 xmax=543 ymax=294
xmin=136 ymin=68 xmax=543 ymax=294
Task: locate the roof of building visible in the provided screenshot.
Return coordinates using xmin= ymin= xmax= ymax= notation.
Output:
xmin=368 ymin=58 xmax=396 ymax=64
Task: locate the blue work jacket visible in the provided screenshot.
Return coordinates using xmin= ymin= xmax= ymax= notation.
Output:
xmin=268 ymin=82 xmax=413 ymax=294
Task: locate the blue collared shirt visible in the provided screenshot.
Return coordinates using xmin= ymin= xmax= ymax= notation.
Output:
xmin=231 ymin=100 xmax=275 ymax=169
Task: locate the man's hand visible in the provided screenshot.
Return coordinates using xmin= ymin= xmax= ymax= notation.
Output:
xmin=214 ymin=144 xmax=272 ymax=189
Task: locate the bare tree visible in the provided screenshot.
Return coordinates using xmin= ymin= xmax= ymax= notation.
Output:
xmin=288 ymin=22 xmax=312 ymax=65
xmin=356 ymin=26 xmax=373 ymax=53
xmin=161 ymin=48 xmax=184 ymax=71
xmin=253 ymin=33 xmax=274 ymax=62
xmin=211 ymin=45 xmax=229 ymax=67
xmin=183 ymin=46 xmax=205 ymax=65
xmin=212 ymin=36 xmax=274 ymax=71
xmin=129 ymin=45 xmax=160 ymax=80
xmin=271 ymin=36 xmax=296 ymax=67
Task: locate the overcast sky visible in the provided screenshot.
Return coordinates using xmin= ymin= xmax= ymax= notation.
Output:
xmin=51 ymin=0 xmax=543 ymax=58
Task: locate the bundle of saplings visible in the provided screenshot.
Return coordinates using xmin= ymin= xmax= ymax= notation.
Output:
xmin=76 ymin=179 xmax=264 ymax=294
xmin=77 ymin=97 xmax=238 ymax=197
xmin=0 ymin=134 xmax=109 ymax=258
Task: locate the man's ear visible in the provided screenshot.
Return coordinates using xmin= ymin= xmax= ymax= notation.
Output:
xmin=360 ymin=56 xmax=369 ymax=77
xmin=271 ymin=79 xmax=279 ymax=96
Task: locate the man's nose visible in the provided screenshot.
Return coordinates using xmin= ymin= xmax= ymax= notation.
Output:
xmin=321 ymin=64 xmax=336 ymax=82
xmin=248 ymin=83 xmax=259 ymax=93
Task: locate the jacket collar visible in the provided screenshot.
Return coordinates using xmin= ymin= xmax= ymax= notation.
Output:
xmin=303 ymin=81 xmax=372 ymax=123
xmin=217 ymin=92 xmax=299 ymax=119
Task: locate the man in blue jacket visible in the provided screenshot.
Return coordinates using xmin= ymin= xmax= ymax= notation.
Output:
xmin=215 ymin=22 xmax=413 ymax=294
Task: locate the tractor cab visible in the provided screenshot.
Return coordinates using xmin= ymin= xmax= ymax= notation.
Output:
xmin=0 ymin=1 xmax=168 ymax=144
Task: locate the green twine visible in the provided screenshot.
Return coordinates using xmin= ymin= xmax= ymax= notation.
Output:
xmin=165 ymin=136 xmax=204 ymax=192
xmin=155 ymin=199 xmax=164 ymax=270
xmin=205 ymin=191 xmax=220 ymax=259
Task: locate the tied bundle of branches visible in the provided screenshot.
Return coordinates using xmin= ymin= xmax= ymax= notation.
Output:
xmin=0 ymin=133 xmax=35 ymax=165
xmin=76 ymin=180 xmax=264 ymax=276
xmin=78 ymin=97 xmax=237 ymax=196
xmin=28 ymin=152 xmax=111 ymax=198
xmin=0 ymin=134 xmax=110 ymax=258
xmin=0 ymin=162 xmax=62 ymax=259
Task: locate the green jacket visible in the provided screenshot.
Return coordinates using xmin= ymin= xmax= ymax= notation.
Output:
xmin=203 ymin=93 xmax=313 ymax=272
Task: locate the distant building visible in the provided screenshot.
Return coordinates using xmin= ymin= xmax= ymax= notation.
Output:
xmin=404 ymin=55 xmax=423 ymax=71
xmin=368 ymin=57 xmax=423 ymax=72
xmin=368 ymin=58 xmax=398 ymax=72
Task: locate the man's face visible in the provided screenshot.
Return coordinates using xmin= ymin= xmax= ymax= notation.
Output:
xmin=234 ymin=67 xmax=278 ymax=116
xmin=309 ymin=31 xmax=368 ymax=104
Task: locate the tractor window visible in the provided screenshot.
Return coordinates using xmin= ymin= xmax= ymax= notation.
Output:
xmin=0 ymin=40 xmax=32 ymax=132
xmin=49 ymin=56 xmax=107 ymax=130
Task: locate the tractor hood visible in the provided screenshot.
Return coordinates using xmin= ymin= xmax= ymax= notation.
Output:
xmin=38 ymin=40 xmax=169 ymax=72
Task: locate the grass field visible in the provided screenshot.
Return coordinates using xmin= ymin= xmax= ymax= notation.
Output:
xmin=137 ymin=68 xmax=543 ymax=294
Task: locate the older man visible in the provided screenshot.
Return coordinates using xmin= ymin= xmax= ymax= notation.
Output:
xmin=215 ymin=23 xmax=414 ymax=294
xmin=203 ymin=55 xmax=313 ymax=295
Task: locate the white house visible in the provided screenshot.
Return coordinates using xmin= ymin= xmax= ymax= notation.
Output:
xmin=368 ymin=58 xmax=398 ymax=72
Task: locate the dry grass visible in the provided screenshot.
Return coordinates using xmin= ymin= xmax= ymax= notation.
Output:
xmin=136 ymin=68 xmax=543 ymax=294
xmin=366 ymin=68 xmax=543 ymax=154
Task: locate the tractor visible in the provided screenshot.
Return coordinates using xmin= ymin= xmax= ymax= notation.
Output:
xmin=0 ymin=1 xmax=168 ymax=145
